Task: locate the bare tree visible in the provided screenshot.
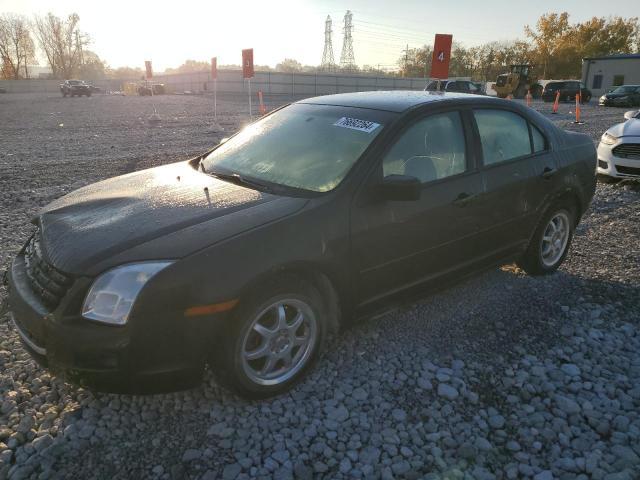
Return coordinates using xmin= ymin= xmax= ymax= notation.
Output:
xmin=33 ymin=13 xmax=89 ymax=79
xmin=0 ymin=13 xmax=36 ymax=79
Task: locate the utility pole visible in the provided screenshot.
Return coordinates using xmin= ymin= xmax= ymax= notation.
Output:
xmin=339 ymin=10 xmax=356 ymax=71
xmin=321 ymin=15 xmax=335 ymax=71
xmin=403 ymin=44 xmax=409 ymax=77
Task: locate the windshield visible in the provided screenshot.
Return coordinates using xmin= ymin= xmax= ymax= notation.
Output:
xmin=68 ymin=80 xmax=84 ymax=85
xmin=202 ymin=104 xmax=388 ymax=193
xmin=612 ymin=86 xmax=637 ymax=94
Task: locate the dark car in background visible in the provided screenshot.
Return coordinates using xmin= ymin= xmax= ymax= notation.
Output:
xmin=542 ymin=81 xmax=591 ymax=103
xmin=425 ymin=80 xmax=484 ymax=95
xmin=60 ymin=80 xmax=92 ymax=97
xmin=7 ymin=91 xmax=596 ymax=398
xmin=599 ymin=85 xmax=640 ymax=107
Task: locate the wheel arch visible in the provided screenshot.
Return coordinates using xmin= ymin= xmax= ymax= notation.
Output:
xmin=237 ymin=262 xmax=351 ymax=334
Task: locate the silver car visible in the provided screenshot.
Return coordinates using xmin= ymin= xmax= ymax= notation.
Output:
xmin=597 ymin=110 xmax=640 ymax=181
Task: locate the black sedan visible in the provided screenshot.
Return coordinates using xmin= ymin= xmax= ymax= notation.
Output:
xmin=60 ymin=80 xmax=92 ymax=97
xmin=542 ymin=81 xmax=591 ymax=103
xmin=6 ymin=92 xmax=596 ymax=398
xmin=599 ymin=85 xmax=640 ymax=107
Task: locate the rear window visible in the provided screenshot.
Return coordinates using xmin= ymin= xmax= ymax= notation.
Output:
xmin=531 ymin=124 xmax=546 ymax=153
xmin=474 ymin=110 xmax=531 ymax=165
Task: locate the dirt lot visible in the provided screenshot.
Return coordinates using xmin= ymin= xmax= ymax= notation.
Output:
xmin=0 ymin=92 xmax=639 ymax=480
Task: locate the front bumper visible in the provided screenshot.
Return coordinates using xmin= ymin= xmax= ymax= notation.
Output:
xmin=597 ymin=140 xmax=640 ymax=178
xmin=7 ymin=253 xmax=208 ymax=394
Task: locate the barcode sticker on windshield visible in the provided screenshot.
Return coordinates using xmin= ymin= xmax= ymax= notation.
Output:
xmin=333 ymin=117 xmax=380 ymax=133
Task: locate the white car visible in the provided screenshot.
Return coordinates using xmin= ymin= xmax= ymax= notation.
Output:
xmin=597 ymin=110 xmax=640 ymax=181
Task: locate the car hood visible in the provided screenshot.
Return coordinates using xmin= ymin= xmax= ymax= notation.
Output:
xmin=606 ymin=118 xmax=640 ymax=138
xmin=37 ymin=161 xmax=307 ymax=275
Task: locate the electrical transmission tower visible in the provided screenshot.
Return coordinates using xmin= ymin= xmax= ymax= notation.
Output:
xmin=339 ymin=10 xmax=355 ymax=70
xmin=320 ymin=15 xmax=335 ymax=71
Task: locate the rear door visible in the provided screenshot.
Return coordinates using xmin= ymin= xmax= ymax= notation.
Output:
xmin=351 ymin=107 xmax=486 ymax=303
xmin=470 ymin=108 xmax=557 ymax=256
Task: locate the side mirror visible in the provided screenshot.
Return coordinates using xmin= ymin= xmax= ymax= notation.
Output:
xmin=623 ymin=110 xmax=639 ymax=121
xmin=376 ymin=175 xmax=421 ymax=201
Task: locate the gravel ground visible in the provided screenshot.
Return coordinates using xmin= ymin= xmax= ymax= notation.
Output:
xmin=0 ymin=93 xmax=639 ymax=480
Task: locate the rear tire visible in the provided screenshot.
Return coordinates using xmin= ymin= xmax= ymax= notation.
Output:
xmin=211 ymin=276 xmax=328 ymax=399
xmin=517 ymin=202 xmax=576 ymax=276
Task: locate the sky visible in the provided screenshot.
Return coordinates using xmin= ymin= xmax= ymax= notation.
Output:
xmin=1 ymin=0 xmax=639 ymax=72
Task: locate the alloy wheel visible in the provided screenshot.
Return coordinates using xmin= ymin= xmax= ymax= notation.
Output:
xmin=540 ymin=212 xmax=570 ymax=267
xmin=241 ymin=298 xmax=317 ymax=386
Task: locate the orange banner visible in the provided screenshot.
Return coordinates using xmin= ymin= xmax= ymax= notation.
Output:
xmin=431 ymin=34 xmax=453 ymax=80
xmin=242 ymin=49 xmax=254 ymax=79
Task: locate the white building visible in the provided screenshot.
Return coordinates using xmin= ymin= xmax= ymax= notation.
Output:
xmin=581 ymin=54 xmax=640 ymax=97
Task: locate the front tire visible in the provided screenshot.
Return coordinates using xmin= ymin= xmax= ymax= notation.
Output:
xmin=211 ymin=276 xmax=328 ymax=398
xmin=517 ymin=203 xmax=575 ymax=275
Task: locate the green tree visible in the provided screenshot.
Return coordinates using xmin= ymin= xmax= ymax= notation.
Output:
xmin=276 ymin=58 xmax=303 ymax=73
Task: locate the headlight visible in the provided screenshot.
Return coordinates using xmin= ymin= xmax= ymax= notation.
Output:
xmin=600 ymin=132 xmax=618 ymax=145
xmin=82 ymin=262 xmax=173 ymax=325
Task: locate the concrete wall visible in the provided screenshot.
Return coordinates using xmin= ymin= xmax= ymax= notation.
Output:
xmin=581 ymin=58 xmax=640 ymax=97
xmin=0 ymin=71 xmax=432 ymax=95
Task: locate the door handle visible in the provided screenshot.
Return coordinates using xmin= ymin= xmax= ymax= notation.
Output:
xmin=452 ymin=192 xmax=478 ymax=207
xmin=542 ymin=167 xmax=557 ymax=179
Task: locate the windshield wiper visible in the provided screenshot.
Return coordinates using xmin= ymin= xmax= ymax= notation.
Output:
xmin=207 ymin=170 xmax=274 ymax=193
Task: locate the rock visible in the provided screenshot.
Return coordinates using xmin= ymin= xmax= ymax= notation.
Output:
xmin=181 ymin=449 xmax=200 ymax=462
xmin=326 ymin=405 xmax=349 ymax=422
xmin=222 ymin=463 xmax=242 ymax=480
xmin=391 ymin=460 xmax=411 ymax=476
xmin=32 ymin=434 xmax=53 ymax=452
xmin=555 ymin=394 xmax=581 ymax=415
xmin=437 ymin=384 xmax=459 ymax=400
xmin=417 ymin=377 xmax=433 ymax=390
xmin=391 ymin=409 xmax=407 ymax=422
xmin=352 ymin=388 xmax=368 ymax=401
xmin=561 ymin=364 xmax=581 ymax=377
xmin=534 ymin=471 xmax=553 ymax=480
xmin=360 ymin=446 xmax=381 ymax=465
xmin=488 ymin=415 xmax=505 ymax=429
xmin=475 ymin=437 xmax=492 ymax=451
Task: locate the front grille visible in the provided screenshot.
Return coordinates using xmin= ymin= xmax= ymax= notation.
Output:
xmin=613 ymin=143 xmax=640 ymax=160
xmin=616 ymin=165 xmax=640 ymax=176
xmin=23 ymin=230 xmax=73 ymax=309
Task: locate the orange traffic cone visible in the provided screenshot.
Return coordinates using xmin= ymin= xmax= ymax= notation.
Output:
xmin=257 ymin=90 xmax=266 ymax=115
xmin=574 ymin=93 xmax=582 ymax=124
xmin=507 ymin=93 xmax=513 ymax=100
xmin=552 ymin=90 xmax=560 ymax=114
xmin=526 ymin=89 xmax=532 ymax=107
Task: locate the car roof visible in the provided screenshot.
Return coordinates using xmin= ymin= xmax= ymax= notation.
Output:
xmin=297 ymin=90 xmax=499 ymax=113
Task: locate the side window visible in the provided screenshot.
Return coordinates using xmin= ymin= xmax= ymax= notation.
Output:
xmin=382 ymin=111 xmax=467 ymax=183
xmin=531 ymin=124 xmax=546 ymax=153
xmin=474 ymin=110 xmax=531 ymax=165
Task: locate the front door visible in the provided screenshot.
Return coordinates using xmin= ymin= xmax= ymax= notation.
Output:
xmin=351 ymin=109 xmax=486 ymax=304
